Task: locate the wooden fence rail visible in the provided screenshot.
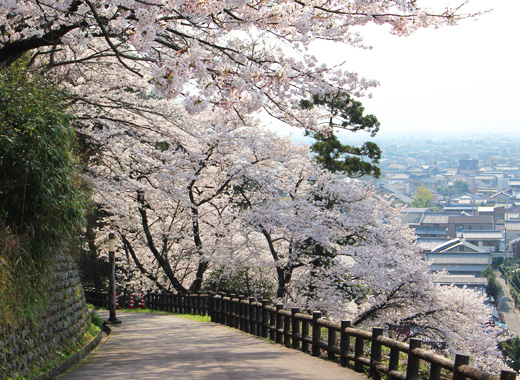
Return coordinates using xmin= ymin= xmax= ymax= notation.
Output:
xmin=84 ymin=288 xmax=516 ymax=380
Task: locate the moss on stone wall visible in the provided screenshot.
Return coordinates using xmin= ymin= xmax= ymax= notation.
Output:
xmin=0 ymin=252 xmax=89 ymax=379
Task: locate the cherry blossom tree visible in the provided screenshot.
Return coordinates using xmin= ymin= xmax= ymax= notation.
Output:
xmin=226 ymin=152 xmax=506 ymax=371
xmin=83 ymin=106 xmax=506 ymax=372
xmin=0 ymin=0 xmax=480 ymax=128
xmin=85 ymin=109 xmax=305 ymax=292
xmin=1 ymin=0 xmax=505 ymax=372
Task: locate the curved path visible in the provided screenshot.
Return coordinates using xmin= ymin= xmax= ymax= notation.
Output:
xmin=496 ymin=273 xmax=520 ymax=336
xmin=58 ymin=310 xmax=368 ymax=380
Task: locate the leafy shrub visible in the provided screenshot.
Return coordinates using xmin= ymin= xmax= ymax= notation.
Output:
xmin=499 ymin=336 xmax=520 ymax=372
xmin=0 ymin=61 xmax=88 ymax=324
xmin=0 ymin=60 xmax=88 ymax=260
xmin=492 ymin=257 xmax=505 ymax=269
xmin=90 ymin=310 xmax=104 ymax=329
xmin=482 ymin=266 xmax=503 ymax=300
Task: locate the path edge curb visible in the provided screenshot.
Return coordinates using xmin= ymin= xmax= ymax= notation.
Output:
xmin=34 ymin=329 xmax=103 ymax=380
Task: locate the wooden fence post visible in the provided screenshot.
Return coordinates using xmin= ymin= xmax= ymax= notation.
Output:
xmin=188 ymin=293 xmax=193 ymax=314
xmin=312 ymin=311 xmax=322 ymax=357
xmin=276 ymin=304 xmax=284 ymax=344
xmin=328 ymin=326 xmax=336 ymax=361
xmin=249 ymin=297 xmax=256 ymax=335
xmin=195 ymin=293 xmax=200 ymax=315
xmin=180 ymin=293 xmax=185 ymax=313
xmin=354 ymin=335 xmax=364 ymax=372
xmin=370 ymin=328 xmax=383 ymax=380
xmin=244 ymin=297 xmax=251 ymax=333
xmin=212 ymin=294 xmax=218 ymax=323
xmin=168 ymin=293 xmax=174 ymax=312
xmin=406 ymin=339 xmax=422 ymax=380
xmin=230 ymin=295 xmax=236 ymax=328
xmin=429 ymin=363 xmax=441 ymax=380
xmin=269 ymin=306 xmax=276 ymax=342
xmin=220 ymin=294 xmax=225 ymax=324
xmin=229 ymin=294 xmax=236 ymax=328
xmin=222 ymin=296 xmax=229 ymax=326
xmin=284 ymin=311 xmax=291 ymax=347
xmin=302 ymin=317 xmax=310 ymax=353
xmin=340 ymin=320 xmax=351 ymax=367
xmin=256 ymin=300 xmax=263 ymax=337
xmin=179 ymin=294 xmax=184 ymax=314
xmin=501 ymin=369 xmax=518 ymax=380
xmin=239 ymin=295 xmax=246 ymax=331
xmin=453 ymin=354 xmax=469 ymax=380
xmin=208 ymin=293 xmax=214 ymax=322
xmin=388 ymin=346 xmax=401 ymax=380
xmin=291 ymin=308 xmax=300 ymax=350
xmin=262 ymin=300 xmax=269 ymax=338
xmin=197 ymin=293 xmax=203 ymax=315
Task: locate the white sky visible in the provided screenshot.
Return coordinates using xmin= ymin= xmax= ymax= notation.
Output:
xmin=309 ymin=0 xmax=520 ymax=138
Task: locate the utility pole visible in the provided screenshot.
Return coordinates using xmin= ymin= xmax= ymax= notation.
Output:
xmin=108 ymin=232 xmax=121 ymax=324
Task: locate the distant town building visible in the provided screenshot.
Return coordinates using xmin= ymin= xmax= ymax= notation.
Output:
xmin=418 ymin=214 xmax=494 ymax=239
xmin=461 ymin=230 xmax=504 ymax=253
xmin=457 ymin=159 xmax=479 ymax=175
xmin=425 ymin=238 xmax=491 ymax=277
xmin=434 ymin=275 xmax=487 ymax=296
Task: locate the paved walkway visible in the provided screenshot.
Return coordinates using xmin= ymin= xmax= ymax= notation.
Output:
xmin=58 ymin=311 xmax=368 ymax=380
xmin=496 ymin=273 xmax=520 ymax=336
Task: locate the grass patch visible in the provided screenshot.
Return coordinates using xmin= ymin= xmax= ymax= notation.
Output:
xmin=88 ymin=305 xmax=211 ymax=322
xmin=23 ymin=322 xmax=101 ymax=379
xmin=177 ymin=314 xmax=211 ymax=322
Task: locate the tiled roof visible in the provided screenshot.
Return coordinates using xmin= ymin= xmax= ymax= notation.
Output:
xmin=413 ymin=227 xmax=448 ymax=236
xmin=448 ymin=215 xmax=493 ymax=224
xmin=435 ymin=275 xmax=488 ymax=285
xmin=462 ymin=230 xmax=504 ymax=240
xmin=403 ymin=208 xmax=429 ymax=213
xmin=421 ymin=214 xmax=450 ymax=224
xmin=427 ymin=256 xmax=491 ymax=265
xmin=431 ymin=239 xmax=485 ymax=253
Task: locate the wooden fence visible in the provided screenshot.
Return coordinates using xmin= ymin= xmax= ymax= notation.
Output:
xmin=84 ymin=288 xmax=517 ymax=380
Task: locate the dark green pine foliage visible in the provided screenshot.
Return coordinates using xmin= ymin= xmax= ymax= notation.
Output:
xmin=295 ymin=92 xmax=382 ymax=302
xmin=300 ymin=91 xmax=382 ymax=178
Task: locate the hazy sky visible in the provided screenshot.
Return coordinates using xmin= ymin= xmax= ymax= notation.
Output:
xmin=309 ymin=0 xmax=520 ymax=138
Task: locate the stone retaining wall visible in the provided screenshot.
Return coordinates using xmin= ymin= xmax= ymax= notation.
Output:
xmin=0 ymin=252 xmax=89 ymax=378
